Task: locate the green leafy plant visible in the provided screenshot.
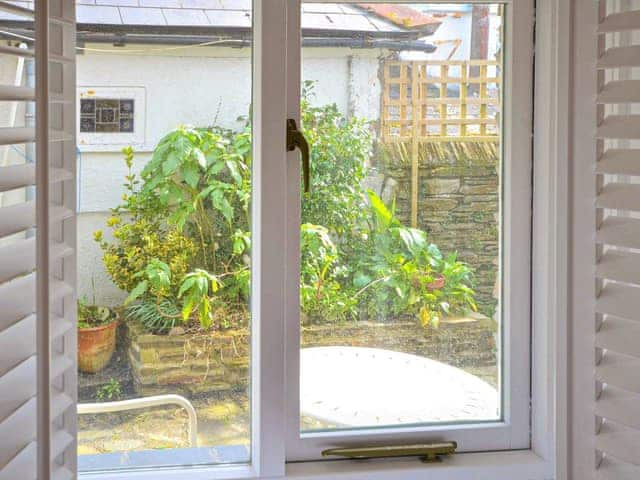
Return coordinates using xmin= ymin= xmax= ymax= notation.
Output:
xmin=96 ymin=378 xmax=122 ymax=401
xmin=98 ymin=86 xmax=476 ymax=333
xmin=300 ymin=224 xmax=356 ymax=324
xmin=77 ymin=297 xmax=117 ymax=330
xmin=98 ymin=129 xmax=251 ymax=332
xmin=349 ymin=191 xmax=476 ymax=327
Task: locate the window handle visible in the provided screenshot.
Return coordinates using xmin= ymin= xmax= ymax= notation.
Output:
xmin=286 ymin=118 xmax=310 ymax=193
xmin=321 ymin=442 xmax=457 ymax=463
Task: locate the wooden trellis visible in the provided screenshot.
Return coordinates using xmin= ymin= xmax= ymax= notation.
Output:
xmin=381 ymin=59 xmax=502 ymax=227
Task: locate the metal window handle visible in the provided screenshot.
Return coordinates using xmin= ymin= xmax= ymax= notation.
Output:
xmin=321 ymin=442 xmax=457 ymax=463
xmin=286 ymin=118 xmax=310 ymax=193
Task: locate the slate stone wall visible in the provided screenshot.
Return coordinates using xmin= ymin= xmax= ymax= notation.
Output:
xmin=379 ymin=141 xmax=500 ymax=318
xmin=126 ymin=314 xmax=497 ymax=396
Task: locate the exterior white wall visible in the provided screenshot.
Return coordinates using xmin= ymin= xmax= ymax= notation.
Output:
xmin=75 ymin=45 xmax=383 ymax=303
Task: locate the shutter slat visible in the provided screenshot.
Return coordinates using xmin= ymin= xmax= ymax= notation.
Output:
xmin=51 ymin=316 xmax=73 ymax=342
xmin=0 ymin=237 xmax=35 ymax=284
xmin=0 ymin=397 xmax=36 ymax=469
xmin=598 ymin=45 xmax=640 ymax=68
xmin=0 ymin=165 xmax=72 ymax=193
xmin=0 ymin=238 xmax=71 ymax=285
xmin=597 ymin=116 xmax=640 ymax=139
xmin=51 ymin=279 xmax=73 ymax=303
xmin=52 ymin=466 xmax=73 ymax=480
xmin=597 ymin=251 xmax=640 ymax=286
xmin=596 ymin=183 xmax=640 ymax=211
xmin=51 ymin=352 xmax=73 ymax=380
xmin=596 ymin=423 xmax=640 ymax=466
xmin=596 ymin=388 xmax=640 ymax=430
xmin=0 ymin=442 xmax=36 ymax=480
xmin=0 ymin=274 xmax=35 ymax=332
xmin=0 ymin=356 xmax=35 ymax=422
xmin=0 ymin=201 xmax=35 ymax=238
xmin=0 ymin=0 xmax=34 ymax=19
xmin=597 ymin=457 xmax=640 ymax=480
xmin=597 ymin=81 xmax=640 ymax=103
xmin=0 ymin=127 xmax=35 ymax=145
xmin=51 ymin=393 xmax=73 ymax=422
xmin=0 ymin=45 xmax=34 ymax=58
xmin=598 ymin=10 xmax=640 ymax=33
xmin=0 ymin=314 xmax=35 ymax=378
xmin=51 ymin=430 xmax=74 ymax=461
xmin=596 ymin=352 xmax=640 ymax=393
xmin=596 ymin=317 xmax=640 ymax=358
xmin=596 ymin=216 xmax=640 ymax=249
xmin=596 ymin=150 xmax=640 ymax=176
xmin=0 ymin=164 xmax=35 ymax=193
xmin=0 ymin=84 xmax=35 ymax=101
xmin=596 ymin=283 xmax=640 ymax=321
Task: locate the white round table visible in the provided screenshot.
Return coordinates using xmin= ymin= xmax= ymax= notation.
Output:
xmin=301 ymin=346 xmax=499 ymax=427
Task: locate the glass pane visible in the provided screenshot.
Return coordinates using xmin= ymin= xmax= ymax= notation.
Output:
xmin=300 ymin=2 xmax=503 ymax=432
xmin=75 ymin=5 xmax=253 ymax=471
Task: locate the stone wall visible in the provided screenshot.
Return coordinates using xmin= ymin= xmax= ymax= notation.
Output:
xmin=125 ymin=314 xmax=497 ymax=396
xmin=379 ymin=141 xmax=500 ymax=317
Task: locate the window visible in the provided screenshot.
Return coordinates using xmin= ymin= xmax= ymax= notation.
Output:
xmin=2 ymin=0 xmax=568 ymax=478
xmin=77 ymin=87 xmax=146 ymax=150
xmin=285 ymin=0 xmax=532 ymax=460
xmin=79 ymin=98 xmax=134 ymax=133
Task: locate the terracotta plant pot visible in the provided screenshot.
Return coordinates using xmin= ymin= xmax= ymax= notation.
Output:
xmin=78 ymin=318 xmax=119 ymax=373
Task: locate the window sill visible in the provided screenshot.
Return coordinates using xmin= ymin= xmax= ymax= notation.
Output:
xmin=80 ymin=450 xmax=553 ymax=480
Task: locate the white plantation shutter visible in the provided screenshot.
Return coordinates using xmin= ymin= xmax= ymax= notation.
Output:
xmin=0 ymin=0 xmax=76 ymax=479
xmin=571 ymin=1 xmax=640 ymax=479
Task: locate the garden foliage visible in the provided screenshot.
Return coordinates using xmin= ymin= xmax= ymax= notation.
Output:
xmin=97 ymin=89 xmax=476 ymax=333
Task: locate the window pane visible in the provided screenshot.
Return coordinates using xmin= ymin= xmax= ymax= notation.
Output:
xmin=75 ymin=4 xmax=253 ymax=471
xmin=299 ymin=2 xmax=503 ymax=433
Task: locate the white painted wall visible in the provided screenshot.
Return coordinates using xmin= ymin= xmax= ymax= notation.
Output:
xmin=75 ymin=45 xmax=383 ymax=303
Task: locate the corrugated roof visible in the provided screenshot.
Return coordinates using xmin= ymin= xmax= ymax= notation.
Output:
xmin=0 ymin=0 xmax=417 ymax=33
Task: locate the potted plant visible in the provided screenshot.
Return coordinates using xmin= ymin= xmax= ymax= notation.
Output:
xmin=78 ymin=298 xmax=119 ymax=373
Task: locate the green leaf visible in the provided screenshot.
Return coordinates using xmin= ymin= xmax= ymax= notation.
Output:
xmin=367 ymin=190 xmax=392 ymax=228
xmin=162 ymin=150 xmax=180 ymax=175
xmin=353 ymin=272 xmax=372 ymax=288
xmin=125 ymin=280 xmax=148 ymax=305
xmin=181 ymin=163 xmax=200 ymax=189
xmin=226 ymin=160 xmax=242 ymax=186
xmin=193 ymin=149 xmax=207 ymax=169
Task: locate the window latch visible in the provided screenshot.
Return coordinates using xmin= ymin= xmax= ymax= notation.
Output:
xmin=286 ymin=118 xmax=310 ymax=193
xmin=321 ymin=441 xmax=457 ymax=463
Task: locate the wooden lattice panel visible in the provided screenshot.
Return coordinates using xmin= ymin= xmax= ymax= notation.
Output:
xmin=382 ymin=60 xmax=501 ymax=143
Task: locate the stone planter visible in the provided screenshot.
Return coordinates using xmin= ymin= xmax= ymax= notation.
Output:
xmin=126 ymin=313 xmax=497 ymax=395
xmin=125 ymin=322 xmax=249 ymax=396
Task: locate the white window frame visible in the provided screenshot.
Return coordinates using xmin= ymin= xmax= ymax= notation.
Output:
xmin=78 ymin=0 xmax=571 ymax=478
xmin=285 ymin=0 xmax=532 ymax=460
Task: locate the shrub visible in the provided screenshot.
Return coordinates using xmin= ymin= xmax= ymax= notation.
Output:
xmin=97 ymin=88 xmax=476 ymax=332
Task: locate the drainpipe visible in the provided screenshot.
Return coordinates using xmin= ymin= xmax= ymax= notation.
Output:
xmin=24 ymin=54 xmax=35 ymax=237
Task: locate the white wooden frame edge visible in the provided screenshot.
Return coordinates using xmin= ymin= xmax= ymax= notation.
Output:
xmin=79 ymin=0 xmax=570 ymax=478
